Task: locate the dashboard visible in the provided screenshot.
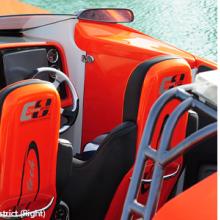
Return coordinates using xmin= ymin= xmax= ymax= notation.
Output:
xmin=0 ymin=44 xmax=70 ymax=106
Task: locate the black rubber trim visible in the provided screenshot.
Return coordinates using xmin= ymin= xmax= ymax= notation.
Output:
xmin=61 ymin=99 xmax=79 ymax=134
xmin=56 ymin=139 xmax=73 ymax=197
xmin=198 ymin=65 xmax=214 ymax=73
xmin=0 ymin=79 xmax=51 ymax=118
xmin=123 ymin=55 xmax=180 ymax=122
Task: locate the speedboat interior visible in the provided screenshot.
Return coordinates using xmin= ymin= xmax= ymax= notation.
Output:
xmin=0 ymin=8 xmax=217 ymax=220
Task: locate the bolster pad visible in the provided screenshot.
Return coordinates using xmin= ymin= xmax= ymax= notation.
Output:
xmin=57 ymin=138 xmax=73 ymax=197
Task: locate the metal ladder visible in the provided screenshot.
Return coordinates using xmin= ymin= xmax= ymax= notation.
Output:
xmin=121 ymin=86 xmax=217 ymax=220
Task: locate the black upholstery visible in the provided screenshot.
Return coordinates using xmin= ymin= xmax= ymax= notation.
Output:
xmin=56 ymin=139 xmax=73 ymax=197
xmin=62 ymin=56 xmax=182 ymax=220
xmin=62 ymin=122 xmax=137 ymax=220
xmin=186 ymin=110 xmax=199 ymax=137
xmin=184 ymin=109 xmax=217 ymax=189
xmin=123 ymin=55 xmax=179 ymax=122
xmin=91 ymin=133 xmax=109 ymax=144
xmin=184 ymin=136 xmax=217 ymax=189
xmin=76 ymin=134 xmax=108 ymax=161
xmin=198 ymin=65 xmax=214 ymax=73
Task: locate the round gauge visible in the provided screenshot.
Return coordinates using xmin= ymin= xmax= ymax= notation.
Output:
xmin=47 ymin=49 xmax=59 ymax=63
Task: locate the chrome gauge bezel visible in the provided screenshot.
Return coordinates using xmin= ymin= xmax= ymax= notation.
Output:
xmin=47 ymin=48 xmax=59 ymax=64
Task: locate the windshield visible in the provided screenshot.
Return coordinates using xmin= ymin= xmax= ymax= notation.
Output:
xmin=0 ymin=0 xmax=217 ymax=62
xmin=0 ymin=15 xmax=74 ymax=30
xmin=0 ymin=1 xmax=74 ymax=30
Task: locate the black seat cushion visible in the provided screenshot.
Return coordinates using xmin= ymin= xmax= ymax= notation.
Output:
xmin=56 ymin=139 xmax=73 ymax=197
xmin=62 ymin=122 xmax=137 ymax=220
xmin=184 ymin=109 xmax=217 ymax=189
xmin=75 ymin=133 xmax=108 ymax=161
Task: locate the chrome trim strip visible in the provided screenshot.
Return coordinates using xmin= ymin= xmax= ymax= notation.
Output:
xmin=141 ymin=165 xmax=180 ymax=184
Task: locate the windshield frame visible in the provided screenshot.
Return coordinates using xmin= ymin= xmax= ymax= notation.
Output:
xmin=0 ymin=14 xmax=76 ymax=31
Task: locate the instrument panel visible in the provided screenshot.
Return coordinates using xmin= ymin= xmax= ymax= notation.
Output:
xmin=0 ymin=45 xmax=68 ymax=101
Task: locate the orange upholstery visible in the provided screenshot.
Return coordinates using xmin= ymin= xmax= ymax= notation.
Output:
xmin=105 ymin=57 xmax=192 ymax=220
xmin=136 ymin=58 xmax=192 ymax=147
xmin=0 ymin=80 xmax=60 ymax=218
xmin=153 ymin=173 xmax=217 ymax=220
xmin=136 ymin=58 xmax=192 ymax=206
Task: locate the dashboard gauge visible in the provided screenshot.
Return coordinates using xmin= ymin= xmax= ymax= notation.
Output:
xmin=47 ymin=49 xmax=59 ymax=63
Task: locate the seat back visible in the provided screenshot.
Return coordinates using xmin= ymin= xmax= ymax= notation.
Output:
xmin=0 ymin=79 xmax=60 ymax=218
xmin=63 ymin=121 xmax=137 ymax=220
xmin=123 ymin=56 xmax=192 ymax=146
xmin=105 ymin=56 xmax=192 ymax=220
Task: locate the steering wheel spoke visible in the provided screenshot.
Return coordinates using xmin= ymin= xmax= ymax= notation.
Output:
xmin=53 ymin=78 xmax=62 ymax=89
xmin=33 ymin=67 xmax=79 ymax=134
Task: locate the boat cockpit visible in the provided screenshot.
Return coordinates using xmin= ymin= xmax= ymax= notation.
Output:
xmin=0 ymin=9 xmax=217 ymax=220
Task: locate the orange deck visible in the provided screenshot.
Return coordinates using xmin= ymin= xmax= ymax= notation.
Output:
xmin=0 ymin=0 xmax=48 ymax=15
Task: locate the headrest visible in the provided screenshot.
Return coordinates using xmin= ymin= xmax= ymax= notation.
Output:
xmin=0 ymin=79 xmax=49 ymax=113
xmin=123 ymin=56 xmax=192 ymax=122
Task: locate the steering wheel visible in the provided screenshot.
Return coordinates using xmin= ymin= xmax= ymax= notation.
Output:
xmin=33 ymin=67 xmax=79 ymax=134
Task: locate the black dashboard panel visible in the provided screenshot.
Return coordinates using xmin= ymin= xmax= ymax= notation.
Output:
xmin=3 ymin=48 xmax=48 ymax=85
xmin=0 ymin=46 xmax=67 ymax=99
